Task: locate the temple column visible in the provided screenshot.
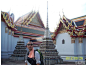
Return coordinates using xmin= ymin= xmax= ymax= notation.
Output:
xmin=10 ymin=31 xmax=12 ymax=54
xmin=4 ymin=28 xmax=8 ymax=51
xmin=78 ymin=37 xmax=83 ymax=61
xmin=8 ymin=29 xmax=12 ymax=58
xmin=11 ymin=33 xmax=13 ymax=52
xmin=1 ymin=22 xmax=5 ymax=58
xmin=74 ymin=38 xmax=78 ymax=57
xmin=1 ymin=22 xmax=9 ymax=58
xmin=83 ymin=38 xmax=86 ymax=61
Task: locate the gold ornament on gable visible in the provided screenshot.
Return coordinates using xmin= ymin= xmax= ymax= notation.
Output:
xmin=71 ymin=37 xmax=75 ymax=43
xmin=9 ymin=29 xmax=11 ymax=35
xmin=5 ymin=27 xmax=8 ymax=33
xmin=12 ymin=31 xmax=14 ymax=36
xmin=79 ymin=37 xmax=83 ymax=43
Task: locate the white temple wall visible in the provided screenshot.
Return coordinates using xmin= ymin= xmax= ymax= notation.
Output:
xmin=74 ymin=38 xmax=86 ymax=61
xmin=74 ymin=38 xmax=78 ymax=55
xmin=83 ymin=38 xmax=86 ymax=60
xmin=55 ymin=33 xmax=74 ymax=61
xmin=24 ymin=38 xmax=29 ymax=46
xmin=11 ymin=37 xmax=18 ymax=53
xmin=8 ymin=31 xmax=12 ymax=54
xmin=55 ymin=32 xmax=86 ymax=61
xmin=1 ymin=21 xmax=9 ymax=58
xmin=1 ymin=21 xmax=30 ymax=58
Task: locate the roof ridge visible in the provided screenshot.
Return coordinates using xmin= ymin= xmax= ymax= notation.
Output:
xmin=71 ymin=15 xmax=86 ymax=20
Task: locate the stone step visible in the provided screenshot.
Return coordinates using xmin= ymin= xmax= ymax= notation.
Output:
xmin=16 ymin=45 xmax=26 ymax=47
xmin=15 ymin=47 xmax=26 ymax=49
xmin=40 ymin=47 xmax=55 ymax=49
xmin=11 ymin=54 xmax=26 ymax=57
xmin=40 ymin=42 xmax=54 ymax=45
xmin=17 ymin=44 xmax=25 ymax=45
xmin=44 ymin=56 xmax=60 ymax=58
xmin=42 ymin=52 xmax=58 ymax=54
xmin=17 ymin=41 xmax=24 ymax=43
xmin=40 ymin=44 xmax=55 ymax=46
xmin=14 ymin=49 xmax=27 ymax=51
xmin=39 ymin=49 xmax=58 ymax=52
xmin=44 ymin=54 xmax=59 ymax=56
xmin=13 ymin=51 xmax=26 ymax=54
xmin=9 ymin=56 xmax=25 ymax=60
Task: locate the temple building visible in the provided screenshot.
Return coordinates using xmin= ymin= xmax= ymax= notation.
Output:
xmin=52 ymin=15 xmax=86 ymax=62
xmin=1 ymin=11 xmax=48 ymax=59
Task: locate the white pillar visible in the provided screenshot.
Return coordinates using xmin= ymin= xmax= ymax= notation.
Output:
xmin=12 ymin=35 xmax=13 ymax=51
xmin=83 ymin=38 xmax=86 ymax=61
xmin=1 ymin=22 xmax=5 ymax=51
xmin=1 ymin=22 xmax=8 ymax=58
xmin=4 ymin=32 xmax=8 ymax=51
xmin=78 ymin=38 xmax=83 ymax=61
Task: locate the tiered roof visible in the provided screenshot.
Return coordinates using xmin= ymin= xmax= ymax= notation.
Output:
xmin=52 ymin=15 xmax=86 ymax=40
xmin=15 ymin=11 xmax=45 ymax=28
xmin=1 ymin=11 xmax=45 ymax=47
xmin=1 ymin=11 xmax=17 ymax=31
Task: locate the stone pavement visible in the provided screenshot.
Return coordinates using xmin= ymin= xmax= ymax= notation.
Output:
xmin=1 ymin=59 xmax=25 ymax=65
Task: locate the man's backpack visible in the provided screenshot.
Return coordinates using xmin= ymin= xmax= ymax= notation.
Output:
xmin=27 ymin=49 xmax=44 ymax=65
xmin=35 ymin=49 xmax=44 ymax=65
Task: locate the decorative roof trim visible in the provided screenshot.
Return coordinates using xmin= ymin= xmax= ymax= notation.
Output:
xmin=1 ymin=11 xmax=17 ymax=31
xmin=52 ymin=15 xmax=86 ymax=40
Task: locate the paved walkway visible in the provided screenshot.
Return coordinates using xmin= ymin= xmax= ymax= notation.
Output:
xmin=1 ymin=59 xmax=25 ymax=65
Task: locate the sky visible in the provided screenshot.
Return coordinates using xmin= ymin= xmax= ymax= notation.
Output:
xmin=1 ymin=0 xmax=86 ymax=32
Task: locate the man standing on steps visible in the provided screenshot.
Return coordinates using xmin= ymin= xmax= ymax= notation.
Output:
xmin=26 ymin=40 xmax=41 ymax=65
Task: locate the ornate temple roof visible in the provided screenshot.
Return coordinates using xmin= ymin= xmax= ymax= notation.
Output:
xmin=14 ymin=11 xmax=46 ymax=41
xmin=52 ymin=15 xmax=86 ymax=40
xmin=15 ymin=11 xmax=45 ymax=28
xmin=1 ymin=11 xmax=48 ymax=47
xmin=1 ymin=11 xmax=17 ymax=31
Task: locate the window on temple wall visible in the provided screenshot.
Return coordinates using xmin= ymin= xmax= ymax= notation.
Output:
xmin=62 ymin=39 xmax=65 ymax=44
xmin=71 ymin=37 xmax=75 ymax=43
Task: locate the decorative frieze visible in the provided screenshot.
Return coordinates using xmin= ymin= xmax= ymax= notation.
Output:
xmin=12 ymin=31 xmax=14 ymax=36
xmin=79 ymin=37 xmax=83 ymax=43
xmin=71 ymin=37 xmax=75 ymax=43
xmin=5 ymin=27 xmax=8 ymax=33
xmin=9 ymin=29 xmax=11 ymax=35
xmin=58 ymin=30 xmax=67 ymax=34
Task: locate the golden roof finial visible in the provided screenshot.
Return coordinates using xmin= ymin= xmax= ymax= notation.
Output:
xmin=62 ymin=9 xmax=64 ymax=16
xmin=59 ymin=12 xmax=61 ymax=19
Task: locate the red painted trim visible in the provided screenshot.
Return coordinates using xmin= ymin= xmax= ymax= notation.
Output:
xmin=71 ymin=35 xmax=86 ymax=38
xmin=13 ymin=35 xmax=32 ymax=39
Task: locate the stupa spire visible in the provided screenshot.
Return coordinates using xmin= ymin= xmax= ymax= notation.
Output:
xmin=44 ymin=1 xmax=51 ymax=38
xmin=46 ymin=1 xmax=48 ymax=28
xmin=18 ymin=18 xmax=24 ymax=42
